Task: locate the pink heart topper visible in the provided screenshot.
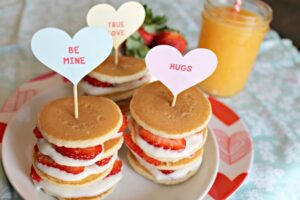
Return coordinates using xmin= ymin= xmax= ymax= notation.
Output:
xmin=145 ymin=45 xmax=218 ymax=96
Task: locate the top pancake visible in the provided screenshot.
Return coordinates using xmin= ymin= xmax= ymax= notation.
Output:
xmin=130 ymin=81 xmax=211 ymax=138
xmin=38 ymin=96 xmax=122 ymax=148
xmin=89 ymin=55 xmax=147 ymax=84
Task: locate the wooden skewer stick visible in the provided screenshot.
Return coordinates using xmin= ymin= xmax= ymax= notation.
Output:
xmin=114 ymin=47 xmax=119 ymax=65
xmin=171 ymin=95 xmax=177 ymax=107
xmin=73 ymin=84 xmax=79 ymax=119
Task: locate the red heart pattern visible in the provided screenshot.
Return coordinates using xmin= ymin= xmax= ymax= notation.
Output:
xmin=209 ymin=97 xmax=239 ymax=126
xmin=209 ymin=173 xmax=247 ymax=200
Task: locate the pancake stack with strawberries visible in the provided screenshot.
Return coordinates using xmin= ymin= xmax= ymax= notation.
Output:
xmin=124 ymin=81 xmax=210 ymax=184
xmin=30 ymin=96 xmax=126 ymax=199
xmin=79 ymin=55 xmax=151 ymax=113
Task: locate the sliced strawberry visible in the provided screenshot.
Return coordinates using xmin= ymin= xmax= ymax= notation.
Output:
xmin=35 ymin=145 xmax=85 ymax=174
xmin=106 ymin=160 xmax=122 ymax=177
xmin=30 ymin=166 xmax=42 ymax=182
xmin=96 ymin=156 xmax=113 ymax=166
xmin=160 ymin=170 xmax=175 ymax=175
xmin=123 ymin=133 xmax=161 ymax=166
xmin=139 ymin=127 xmax=186 ymax=151
xmin=119 ymin=115 xmax=128 ymax=133
xmin=83 ymin=76 xmax=113 ymax=88
xmin=54 ymin=144 xmax=102 ymax=160
xmin=33 ymin=127 xmax=43 ymax=139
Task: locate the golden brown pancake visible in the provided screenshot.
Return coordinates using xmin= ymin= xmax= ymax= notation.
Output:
xmin=101 ymin=136 xmax=123 ymax=159
xmin=103 ymin=88 xmax=136 ymax=102
xmin=127 ymin=152 xmax=200 ymax=185
xmin=33 ymin=162 xmax=113 ymax=186
xmin=129 ymin=118 xmax=207 ymax=162
xmin=131 ymin=147 xmax=204 ymax=171
xmin=62 ymin=187 xmax=113 ymax=200
xmin=126 ymin=126 xmax=204 ymax=170
xmin=130 ymin=81 xmax=212 ymax=138
xmin=38 ymin=96 xmax=122 ymax=148
xmin=90 ymin=55 xmax=147 ymax=84
xmin=43 ymin=187 xmax=114 ymax=200
xmin=63 ymin=187 xmax=113 ymax=200
xmin=32 ymin=145 xmax=117 ymax=186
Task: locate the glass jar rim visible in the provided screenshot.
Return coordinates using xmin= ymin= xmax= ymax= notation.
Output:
xmin=204 ymin=0 xmax=273 ymax=26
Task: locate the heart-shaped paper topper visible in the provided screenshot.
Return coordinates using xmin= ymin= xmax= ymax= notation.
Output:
xmin=87 ymin=1 xmax=145 ymax=49
xmin=145 ymin=45 xmax=218 ymax=98
xmin=31 ymin=27 xmax=113 ymax=85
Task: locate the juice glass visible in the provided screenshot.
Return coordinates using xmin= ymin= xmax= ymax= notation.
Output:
xmin=198 ymin=0 xmax=272 ymax=97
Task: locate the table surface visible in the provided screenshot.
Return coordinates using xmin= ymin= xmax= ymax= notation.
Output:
xmin=0 ymin=0 xmax=300 ymax=199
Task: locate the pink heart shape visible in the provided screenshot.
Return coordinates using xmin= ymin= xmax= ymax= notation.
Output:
xmin=214 ymin=129 xmax=252 ymax=165
xmin=145 ymin=45 xmax=217 ymax=96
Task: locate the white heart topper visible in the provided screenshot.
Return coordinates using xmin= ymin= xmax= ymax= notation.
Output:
xmin=87 ymin=1 xmax=145 ymax=49
xmin=31 ymin=27 xmax=113 ymax=84
xmin=145 ymin=45 xmax=218 ymax=96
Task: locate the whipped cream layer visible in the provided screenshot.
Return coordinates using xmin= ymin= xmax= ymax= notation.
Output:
xmin=34 ymin=172 xmax=122 ymax=199
xmin=135 ymin=127 xmax=206 ymax=162
xmin=79 ymin=73 xmax=151 ymax=96
xmin=37 ymin=139 xmax=104 ymax=167
xmin=35 ymin=154 xmax=117 ymax=181
xmin=135 ymin=152 xmax=203 ymax=181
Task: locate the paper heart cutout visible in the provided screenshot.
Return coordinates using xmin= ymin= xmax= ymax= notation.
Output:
xmin=214 ymin=129 xmax=252 ymax=165
xmin=209 ymin=173 xmax=247 ymax=200
xmin=87 ymin=1 xmax=145 ymax=48
xmin=31 ymin=27 xmax=113 ymax=84
xmin=145 ymin=45 xmax=218 ymax=96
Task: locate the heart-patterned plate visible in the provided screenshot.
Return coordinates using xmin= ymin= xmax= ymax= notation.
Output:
xmin=0 ymin=72 xmax=253 ymax=200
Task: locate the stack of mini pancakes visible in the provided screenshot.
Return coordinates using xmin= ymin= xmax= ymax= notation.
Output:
xmin=79 ymin=55 xmax=151 ymax=113
xmin=124 ymin=81 xmax=211 ymax=185
xmin=30 ymin=96 xmax=125 ymax=200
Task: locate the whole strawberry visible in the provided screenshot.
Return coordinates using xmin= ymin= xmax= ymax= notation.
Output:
xmin=125 ymin=4 xmax=188 ymax=58
xmin=138 ymin=27 xmax=156 ymax=46
xmin=154 ymin=30 xmax=187 ymax=53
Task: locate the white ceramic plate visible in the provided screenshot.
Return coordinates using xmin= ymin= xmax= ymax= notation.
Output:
xmin=2 ymin=84 xmax=219 ymax=200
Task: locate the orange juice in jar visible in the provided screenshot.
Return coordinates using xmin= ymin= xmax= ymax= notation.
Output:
xmin=198 ymin=0 xmax=272 ymax=97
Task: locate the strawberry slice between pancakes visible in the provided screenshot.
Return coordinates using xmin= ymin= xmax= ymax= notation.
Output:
xmin=83 ymin=76 xmax=113 ymax=88
xmin=54 ymin=143 xmax=103 ymax=160
xmin=33 ymin=127 xmax=43 ymax=139
xmin=160 ymin=170 xmax=175 ymax=175
xmin=106 ymin=160 xmax=122 ymax=177
xmin=30 ymin=166 xmax=42 ymax=182
xmin=34 ymin=145 xmax=84 ymax=174
xmin=139 ymin=127 xmax=186 ymax=151
xmin=119 ymin=114 xmax=128 ymax=133
xmin=96 ymin=156 xmax=113 ymax=166
xmin=123 ymin=133 xmax=161 ymax=166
